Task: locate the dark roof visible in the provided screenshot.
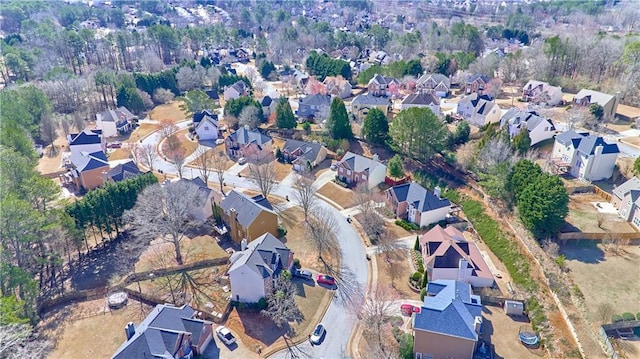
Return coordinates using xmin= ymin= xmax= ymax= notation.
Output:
xmin=70 ymin=150 xmax=109 ymax=172
xmin=555 ymin=130 xmax=589 ymax=147
xmin=220 ymin=190 xmax=276 ymax=228
xmin=282 ymin=139 xmax=325 ymax=163
xmin=466 ymin=74 xmax=489 ymax=84
xmin=193 ymin=110 xmax=216 ymax=123
xmin=205 ymin=89 xmax=219 ymax=100
xmin=107 ymin=161 xmax=144 ymax=182
xmin=351 ymin=93 xmax=390 ymax=106
xmin=576 ymin=135 xmax=619 ymax=155
xmin=228 ymin=127 xmax=272 ymax=147
xmin=261 ymin=96 xmax=273 ymax=107
xmin=413 ymin=280 xmax=482 ymax=341
xmin=112 ymin=304 xmax=211 ymax=359
xmin=387 ymin=183 xmax=451 ymax=212
xmin=299 ymin=94 xmax=331 ymax=107
xmin=69 ymin=129 xmax=102 ymax=146
xmin=229 ymin=233 xmax=290 ymax=279
xmin=402 ymin=92 xmax=440 ymax=106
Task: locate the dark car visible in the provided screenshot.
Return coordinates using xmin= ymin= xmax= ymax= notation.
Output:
xmin=316 ymin=274 xmax=335 ymax=286
xmin=293 ymin=269 xmax=313 ymax=280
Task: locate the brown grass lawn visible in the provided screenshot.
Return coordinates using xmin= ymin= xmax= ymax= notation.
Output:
xmin=620 ymin=136 xmax=640 ymax=148
xmin=186 ymin=147 xmax=235 ymax=169
xmin=384 ymin=220 xmax=412 ymax=240
xmin=46 ymin=299 xmax=152 ymax=359
xmin=127 ymin=123 xmax=160 ymax=143
xmin=107 ymin=147 xmax=132 ymax=161
xmin=134 ymin=234 xmax=229 ymax=272
xmin=160 ymin=128 xmax=199 ymax=159
xmin=317 ymin=182 xmax=355 ymax=209
xmin=481 ymin=306 xmax=543 ymax=359
xmin=239 ymin=160 xmax=292 ymax=182
xmin=562 ymin=193 xmax=637 ymax=234
xmin=375 ymin=250 xmax=418 ymax=299
xmin=149 ymin=101 xmax=187 ymax=124
xmin=616 ymin=103 xmax=640 ymax=119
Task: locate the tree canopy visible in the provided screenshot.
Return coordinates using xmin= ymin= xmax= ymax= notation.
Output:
xmin=224 ymin=96 xmax=263 ymax=120
xmin=326 ymin=97 xmax=353 ymax=139
xmin=361 ymin=108 xmax=389 ymax=146
xmin=518 ymin=173 xmax=569 ymax=238
xmin=305 ymin=51 xmax=351 ymax=81
xmin=388 ymin=155 xmax=405 ymax=179
xmin=389 ymin=107 xmax=449 ymax=162
xmin=275 ymin=97 xmax=296 ymax=129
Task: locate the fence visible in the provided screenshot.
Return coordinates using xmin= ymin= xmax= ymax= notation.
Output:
xmin=598 ymin=326 xmax=619 ymax=359
xmin=557 ymin=232 xmax=640 ymax=241
xmin=593 ymin=186 xmax=612 ymax=201
xmin=38 ymin=287 xmax=108 ymax=314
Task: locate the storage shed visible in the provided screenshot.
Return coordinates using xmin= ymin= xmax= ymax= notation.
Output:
xmin=504 ymin=300 xmax=525 ymax=316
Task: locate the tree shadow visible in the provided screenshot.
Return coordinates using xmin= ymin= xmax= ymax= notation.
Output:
xmin=560 ymin=240 xmax=606 ymax=264
xmin=235 ymin=310 xmax=287 ymax=347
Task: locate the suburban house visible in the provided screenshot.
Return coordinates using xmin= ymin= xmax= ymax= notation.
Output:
xmin=350 ymin=94 xmax=390 ymax=120
xmin=416 ymin=73 xmax=451 ymax=97
xmin=66 ymin=150 xmax=110 ymax=191
xmin=367 ymin=73 xmax=400 ymax=97
xmin=260 ymin=95 xmax=277 ymax=118
xmin=223 ymin=81 xmax=250 ymax=101
xmin=500 ymin=108 xmax=557 ymax=146
xmin=224 ymin=127 xmax=273 ymax=160
xmin=177 ymin=177 xmax=213 ymax=222
xmin=521 ymin=80 xmax=563 ymax=106
xmin=96 ymin=107 xmax=135 ymax=138
xmin=204 ymin=89 xmax=220 ymax=105
xmin=228 ymin=232 xmax=293 ymax=303
xmin=385 ymin=183 xmax=452 ymax=228
xmin=368 ymin=50 xmax=391 ymax=65
xmin=323 ymin=76 xmax=352 ymax=99
xmin=193 ymin=110 xmax=217 ymax=125
xmin=400 ymin=92 xmax=441 ymax=115
xmin=573 ymin=89 xmax=619 ymax=119
xmin=611 ymin=177 xmax=640 ymax=229
xmin=219 ymin=190 xmax=278 ymax=244
xmin=297 ymin=94 xmax=332 ymax=121
xmin=106 ymin=161 xmax=144 ymax=183
xmin=335 ymin=152 xmax=387 ymax=189
xmin=551 ymin=130 xmax=619 ymax=181
xmin=419 ymin=225 xmax=494 ymax=287
xmin=465 ymin=74 xmax=489 ymax=95
xmin=456 ymin=93 xmax=501 ymax=127
xmin=413 ymin=280 xmax=483 ymax=359
xmin=281 ymin=139 xmax=328 ymax=172
xmin=67 ymin=129 xmax=105 ymax=154
xmin=194 ymin=113 xmax=221 ymax=141
xmin=111 ymin=304 xmax=213 ymax=359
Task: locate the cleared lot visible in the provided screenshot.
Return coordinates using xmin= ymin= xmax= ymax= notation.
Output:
xmin=481 ymin=305 xmax=544 ymax=359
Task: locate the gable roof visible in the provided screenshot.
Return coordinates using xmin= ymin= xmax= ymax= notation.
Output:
xmin=368 ymin=73 xmax=397 ymax=86
xmin=220 ymin=190 xmax=275 ymax=228
xmin=613 ymin=177 xmax=640 ymax=200
xmin=68 ymin=129 xmax=102 ymax=146
xmin=576 ymin=135 xmax=620 ymax=156
xmin=228 ymin=80 xmax=249 ymax=94
xmin=112 ymin=304 xmax=211 ymax=359
xmin=228 ymin=232 xmax=290 ymax=279
xmin=70 ymin=151 xmax=109 ymax=172
xmin=97 ymin=107 xmax=134 ymax=123
xmin=108 ymin=161 xmax=144 ymax=182
xmin=205 ymin=89 xmax=219 ymax=100
xmin=177 ymin=177 xmax=211 ymax=200
xmin=193 ymin=110 xmax=217 ymax=124
xmin=501 ymin=108 xmax=555 ymax=132
xmin=299 ymin=94 xmax=331 ymax=107
xmin=416 ymin=73 xmax=450 ymax=88
xmin=351 ymin=94 xmax=390 ymax=106
xmin=574 ymin=89 xmax=615 ymax=107
xmin=555 ymin=130 xmax=589 ymax=147
xmin=387 ymin=183 xmax=451 ymax=212
xmin=337 ymin=151 xmax=386 ymax=174
xmin=282 ymin=139 xmax=325 ymax=163
xmin=228 ymin=127 xmax=272 ymax=147
xmin=402 ymin=92 xmax=440 ymax=106
xmin=195 ymin=115 xmax=219 ymax=131
xmin=466 ymin=74 xmax=489 ymax=84
xmin=413 ymin=280 xmax=482 ymax=341
xmin=260 ymin=95 xmax=273 ymax=107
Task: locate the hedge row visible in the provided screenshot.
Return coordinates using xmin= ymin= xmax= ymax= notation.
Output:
xmin=395 ymin=219 xmax=420 ymax=231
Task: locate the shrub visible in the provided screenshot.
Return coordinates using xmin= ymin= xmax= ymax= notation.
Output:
xmin=257 ymin=297 xmax=268 ymax=310
xmin=391 ymin=327 xmax=402 ymax=342
xmin=293 ymin=258 xmax=301 ymax=269
xmin=414 ymin=236 xmax=420 ymax=251
xmin=637 ymin=312 xmax=640 ymax=321
xmin=411 ymin=272 xmax=422 ymax=282
xmin=621 ymin=312 xmax=636 ymax=321
xmin=334 ymin=176 xmax=349 ymax=187
xmin=420 ymin=288 xmax=426 ymax=301
xmin=395 ymin=219 xmax=419 ymax=231
xmin=421 ymin=271 xmax=429 ymax=288
xmin=612 ymin=314 xmax=623 ymax=323
xmin=277 ymin=224 xmax=287 ymax=237
xmin=399 ymin=333 xmax=414 ymax=359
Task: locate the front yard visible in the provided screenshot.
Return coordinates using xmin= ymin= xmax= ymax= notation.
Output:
xmin=317 ymin=181 xmax=356 ymax=209
xmin=160 ymin=128 xmax=199 ymax=160
xmin=149 ymin=101 xmax=187 ymax=124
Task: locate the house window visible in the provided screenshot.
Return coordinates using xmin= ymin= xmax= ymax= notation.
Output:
xmin=205 ymin=126 xmax=209 ymax=131
xmin=347 ymin=170 xmax=352 ymax=176
xmin=362 ymin=174 xmax=367 ymax=180
xmin=633 ymin=217 xmax=640 ymax=227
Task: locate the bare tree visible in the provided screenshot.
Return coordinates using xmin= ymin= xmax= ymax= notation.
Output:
xmin=248 ymin=159 xmax=277 ymax=198
xmin=292 ymin=175 xmax=318 ymax=222
xmin=153 ymin=88 xmax=175 ymax=104
xmin=137 ymin=89 xmax=154 ymax=110
xmin=169 ymin=148 xmax=187 ymax=179
xmin=210 ymin=149 xmax=228 ymax=194
xmin=59 ymin=115 xmax=72 ymax=138
xmin=72 ymin=112 xmax=85 ymax=132
xmin=541 ymin=238 xmax=560 ymax=258
xmin=359 ymin=287 xmax=397 ymax=358
xmin=0 ymin=324 xmax=51 ymax=358
xmin=177 ymin=65 xmax=206 ymax=92
xmin=39 ymin=114 xmax=59 ymax=154
xmin=352 ymin=184 xmax=385 ymax=241
xmin=159 ymin=119 xmax=178 ymax=140
xmin=192 ymin=146 xmax=212 ymax=181
xmin=262 ymin=272 xmax=304 ymax=329
xmin=124 ymin=181 xmax=206 ymax=265
xmin=306 ymin=208 xmax=339 ymax=263
xmin=137 ymin=142 xmax=158 ymax=172
xmin=377 ymin=233 xmax=404 ymax=287
xmin=239 ymin=106 xmax=261 ymax=129
xmin=595 ymin=302 xmax=615 ymax=324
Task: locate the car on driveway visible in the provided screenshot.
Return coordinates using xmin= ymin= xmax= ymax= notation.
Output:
xmin=216 ymin=326 xmax=236 ymax=346
xmin=310 ymin=323 xmax=325 ymax=344
xmin=316 ymin=274 xmax=335 ymax=286
xmin=400 ymin=304 xmax=420 ymax=316
xmin=293 ymin=269 xmax=313 ymax=280
xmin=107 ymin=141 xmax=122 ymax=148
xmin=237 ymin=157 xmax=247 ymax=165
xmin=215 ymin=138 xmax=225 ymax=145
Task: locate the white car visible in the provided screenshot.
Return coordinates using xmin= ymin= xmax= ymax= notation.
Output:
xmin=237 ymin=157 xmax=247 ymax=165
xmin=215 ymin=138 xmax=225 ymax=145
xmin=216 ymin=326 xmax=236 ymax=346
xmin=310 ymin=323 xmax=325 ymax=344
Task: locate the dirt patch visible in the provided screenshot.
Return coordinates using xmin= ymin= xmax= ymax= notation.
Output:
xmin=375 ymin=250 xmax=417 ymax=299
xmin=127 ymin=123 xmax=160 ymax=143
xmin=37 ymin=135 xmax=68 ymax=175
xmin=134 ymin=233 xmax=229 ymax=272
xmin=481 ymin=306 xmax=543 ymax=359
xmin=562 ymin=193 xmax=636 ymax=234
xmin=317 ymin=182 xmax=355 ymax=209
xmin=149 ymin=101 xmax=187 ymax=124
xmin=45 ymin=298 xmax=153 ymax=359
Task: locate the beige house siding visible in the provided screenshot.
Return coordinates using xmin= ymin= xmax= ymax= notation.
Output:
xmin=246 ymin=211 xmax=279 ymax=242
xmin=78 ymin=166 xmax=109 ymax=190
xmin=413 ymin=330 xmax=476 ymax=359
xmin=611 ymin=194 xmax=623 ymax=210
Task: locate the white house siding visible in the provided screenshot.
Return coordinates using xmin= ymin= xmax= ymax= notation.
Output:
xmin=579 ymin=152 xmax=618 ymax=181
xmin=418 ymin=206 xmax=451 ymax=228
xmin=528 ymin=124 xmax=555 ymax=146
xmin=195 ymin=123 xmax=219 ymax=141
xmin=552 ymin=142 xmax=577 ymax=166
xmin=229 ymin=270 xmax=266 ymax=303
xmin=96 ymin=120 xmax=117 ymax=138
xmin=368 ymin=165 xmax=387 ymax=189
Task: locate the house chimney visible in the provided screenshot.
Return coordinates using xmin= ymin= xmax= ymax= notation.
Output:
xmin=125 ymin=322 xmax=135 ymax=340
xmin=372 ymin=153 xmax=379 ymax=162
xmin=434 ymin=186 xmax=441 ymax=199
xmin=595 ymin=144 xmax=604 ymax=156
xmin=473 ymin=316 xmax=483 ymax=334
xmin=241 ymin=238 xmax=247 ymax=251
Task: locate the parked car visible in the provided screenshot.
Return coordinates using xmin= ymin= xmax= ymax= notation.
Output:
xmin=293 ymin=269 xmax=313 ymax=280
xmin=216 ymin=326 xmax=236 ymax=346
xmin=316 ymin=274 xmax=335 ymax=286
xmin=238 ymin=157 xmax=247 ymax=165
xmin=400 ymin=304 xmax=420 ymax=316
xmin=107 ymin=141 xmax=122 ymax=149
xmin=215 ymin=138 xmax=225 ymax=145
xmin=310 ymin=323 xmax=325 ymax=344
xmin=330 ymin=163 xmax=337 ymax=171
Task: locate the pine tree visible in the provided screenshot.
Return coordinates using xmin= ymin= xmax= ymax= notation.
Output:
xmin=326 ymin=97 xmax=353 ymax=139
xmin=361 ymin=108 xmax=389 ymax=145
xmin=275 ymin=97 xmax=296 ymax=129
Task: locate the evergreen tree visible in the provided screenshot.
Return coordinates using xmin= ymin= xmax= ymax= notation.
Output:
xmin=361 ymin=108 xmax=389 ymax=145
xmin=512 ymin=130 xmax=531 ymax=155
xmin=389 ymin=108 xmax=449 ymax=161
xmin=518 ymin=173 xmax=569 ymax=238
xmin=388 ymin=154 xmax=405 ymax=179
xmin=275 ymin=97 xmax=296 ymax=129
xmin=326 ymin=98 xmax=353 ymax=139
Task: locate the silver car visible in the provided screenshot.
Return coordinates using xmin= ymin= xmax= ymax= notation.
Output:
xmin=310 ymin=323 xmax=325 ymax=344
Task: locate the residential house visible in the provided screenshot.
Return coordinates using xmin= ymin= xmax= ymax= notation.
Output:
xmin=224 ymin=127 xmax=273 ymax=160
xmin=228 ymin=232 xmax=293 ymax=303
xmin=96 ymin=107 xmax=135 ymax=138
xmin=297 ymin=94 xmax=331 ymax=121
xmin=350 ymin=94 xmax=390 ymax=120
xmin=226 ymin=48 xmax=250 ymax=63
xmin=223 ymin=81 xmax=250 ymax=101
xmin=193 ymin=110 xmax=217 ymax=125
xmin=67 ymin=129 xmax=106 ymax=154
xmin=385 ymin=183 xmax=452 ymax=228
xmin=413 ymin=280 xmax=483 ymax=359
xmin=419 ymin=225 xmax=494 ymax=287
xmin=111 ymin=304 xmax=213 ymax=359
xmin=260 ymin=95 xmax=277 ymax=118
xmin=219 ymin=190 xmax=278 ymax=244
xmin=194 ymin=114 xmax=221 ymax=141
xmin=465 ymin=74 xmax=489 ymax=95
xmin=416 ymin=73 xmax=451 ymax=97
xmin=573 ymin=89 xmax=619 ymax=119
xmin=611 ymin=177 xmax=640 ymax=229
xmin=456 ymin=93 xmax=501 ymax=127
xmin=279 ymin=68 xmax=295 ymax=82
xmin=281 ymin=139 xmax=328 ymax=172
xmin=551 ymin=130 xmax=619 ymax=181
xmin=177 ymin=177 xmax=213 ymax=222
xmin=106 ymin=161 xmax=145 ymax=183
xmin=323 ymin=76 xmax=352 ymax=99
xmin=204 ymin=89 xmax=219 ymax=105
xmin=367 ymin=74 xmax=400 ymax=97
xmin=335 ymin=152 xmax=387 ymax=189
xmin=293 ymin=70 xmax=310 ymax=90
xmin=521 ymin=80 xmax=563 ymax=106
xmin=67 ymin=150 xmax=110 ymax=191
xmin=500 ymin=108 xmax=557 ymax=146
xmin=369 ymin=50 xmax=391 ymax=65
xmin=400 ymin=92 xmax=441 ymax=115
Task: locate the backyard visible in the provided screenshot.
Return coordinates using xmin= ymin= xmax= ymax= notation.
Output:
xmin=148 ymin=101 xmax=187 ymax=124
xmin=561 ymin=193 xmax=637 ymax=234
xmin=481 ymin=305 xmax=544 ymax=359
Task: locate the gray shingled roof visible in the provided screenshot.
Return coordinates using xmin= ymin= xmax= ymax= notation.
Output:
xmin=107 ymin=161 xmax=143 ymax=182
xmin=351 ymin=94 xmax=390 ymax=106
xmin=574 ymin=89 xmax=615 ymax=107
xmin=576 ymin=135 xmax=619 ymax=156
xmin=228 ymin=127 xmax=272 ymax=146
xmin=282 ymin=139 xmax=325 ymax=163
xmin=97 ymin=107 xmax=134 ymax=124
xmin=612 ymin=177 xmax=640 ymax=199
xmin=70 ymin=151 xmax=109 ymax=172
xmin=299 ymin=94 xmax=331 ymax=107
xmin=68 ymin=129 xmax=102 ymax=146
xmin=228 ymin=232 xmax=290 ymax=279
xmin=177 ymin=177 xmax=211 ymax=201
xmin=402 ymin=92 xmax=440 ymax=106
xmin=220 ymin=190 xmax=275 ymax=228
xmin=387 ymin=182 xmax=451 ymax=212
xmin=337 ymin=151 xmax=385 ymax=174
xmin=416 ymin=73 xmax=450 ymax=88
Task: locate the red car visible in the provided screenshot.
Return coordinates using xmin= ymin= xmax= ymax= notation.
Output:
xmin=316 ymin=274 xmax=335 ymax=286
xmin=400 ymin=304 xmax=420 ymax=316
